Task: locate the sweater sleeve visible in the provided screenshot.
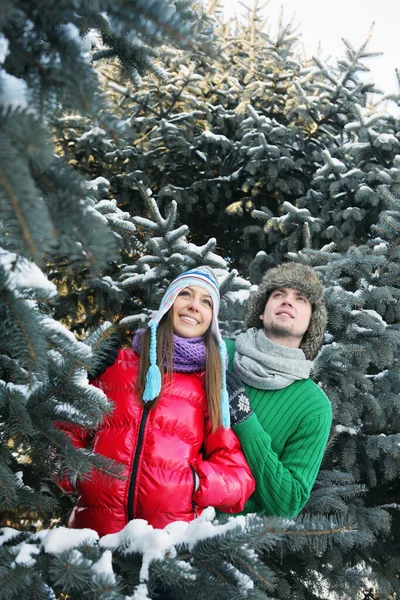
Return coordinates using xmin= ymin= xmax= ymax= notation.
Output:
xmin=233 ymin=402 xmax=332 ymax=518
xmin=192 ymin=424 xmax=255 ymax=514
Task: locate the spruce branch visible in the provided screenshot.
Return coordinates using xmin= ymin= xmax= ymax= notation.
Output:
xmin=0 ymin=167 xmax=38 ymax=260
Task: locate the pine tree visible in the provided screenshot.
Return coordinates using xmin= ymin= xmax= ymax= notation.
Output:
xmin=0 ymin=184 xmax=355 ymax=599
xmin=72 ymin=2 xmax=400 ymax=595
xmin=1 ymin=2 xmax=352 ymax=598
xmin=0 ymin=0 xmax=200 ymax=538
xmin=314 ymin=185 xmax=400 ymax=596
xmin=60 ymin=0 xmax=399 ymax=278
xmin=1 ymin=0 xmax=400 ymax=598
xmin=0 ymin=506 xmax=354 ymax=600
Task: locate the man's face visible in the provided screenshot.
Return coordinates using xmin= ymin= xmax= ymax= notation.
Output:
xmin=259 ymin=287 xmax=312 ymax=348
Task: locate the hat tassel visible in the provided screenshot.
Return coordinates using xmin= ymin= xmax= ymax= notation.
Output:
xmin=220 ymin=343 xmax=231 ymax=429
xmin=143 ymin=321 xmax=162 ymax=402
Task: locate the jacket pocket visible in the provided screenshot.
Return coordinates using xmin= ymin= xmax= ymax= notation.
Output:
xmin=190 ymin=465 xmax=199 ymax=518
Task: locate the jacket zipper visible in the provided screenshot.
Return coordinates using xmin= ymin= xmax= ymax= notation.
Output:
xmin=127 ymin=404 xmax=150 ymax=522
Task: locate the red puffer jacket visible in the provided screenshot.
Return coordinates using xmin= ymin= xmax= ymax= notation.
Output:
xmin=59 ymin=348 xmax=255 ymax=535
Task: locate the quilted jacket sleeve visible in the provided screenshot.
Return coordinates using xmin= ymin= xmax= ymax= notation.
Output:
xmin=192 ymin=421 xmax=255 ymax=514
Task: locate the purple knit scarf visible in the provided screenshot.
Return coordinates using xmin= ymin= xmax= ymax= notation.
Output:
xmin=132 ymin=329 xmax=206 ymax=372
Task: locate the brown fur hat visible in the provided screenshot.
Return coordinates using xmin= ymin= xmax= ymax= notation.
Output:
xmin=244 ymin=262 xmax=327 ymax=360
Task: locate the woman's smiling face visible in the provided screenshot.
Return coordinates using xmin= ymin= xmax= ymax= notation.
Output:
xmin=172 ymin=285 xmax=213 ymax=338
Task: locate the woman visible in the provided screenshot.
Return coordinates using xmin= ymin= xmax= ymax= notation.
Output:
xmin=58 ymin=267 xmax=255 ymax=535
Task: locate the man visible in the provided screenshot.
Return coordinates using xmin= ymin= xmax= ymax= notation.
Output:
xmin=225 ymin=262 xmax=332 ymax=518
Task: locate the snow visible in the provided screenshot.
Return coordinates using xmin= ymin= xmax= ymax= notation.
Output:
xmin=0 ymin=528 xmax=20 ymax=546
xmin=0 ymin=72 xmax=29 ymax=111
xmin=282 ymin=201 xmax=320 ymax=221
xmin=53 ymin=402 xmax=89 ymax=420
xmin=92 ymin=549 xmax=116 ymax=583
xmin=225 ymin=288 xmax=251 ymax=302
xmin=350 ymin=309 xmax=387 ymax=327
xmin=14 ymin=471 xmax=33 ymax=492
xmin=60 ymin=23 xmax=80 ymax=42
xmin=72 ymin=510 xmax=243 ymax=581
xmin=59 ymin=23 xmax=93 ymax=58
xmin=77 ymin=127 xmax=107 ymax=143
xmin=373 ymin=242 xmax=387 ymax=252
xmin=0 ymin=249 xmax=57 ymax=296
xmin=12 ymin=542 xmax=40 ymax=568
xmin=352 ymin=325 xmax=372 ymax=334
xmin=201 ymin=130 xmax=230 ymax=145
xmin=101 ymin=519 xmax=174 ymax=582
xmin=363 ymin=310 xmax=387 ymax=325
xmin=119 ymin=314 xmax=149 ymax=327
xmin=226 ymin=563 xmax=254 ymax=591
xmin=2 ymin=381 xmax=32 ymax=398
xmin=95 ymin=199 xmax=118 ymax=211
xmin=373 ymin=370 xmax=388 ymax=381
xmin=2 ymin=508 xmax=250 ymax=589
xmin=121 ymin=270 xmax=158 ymax=288
xmin=41 ymin=316 xmax=93 ymax=359
xmin=175 ymin=560 xmax=195 ymax=577
xmin=86 ymin=176 xmax=111 ymax=190
xmin=131 ymin=216 xmax=159 ymax=231
xmin=41 ymin=527 xmax=99 ymax=554
xmin=130 ymin=583 xmax=151 ymax=600
xmin=81 ymin=29 xmax=102 ymax=52
xmin=335 ymin=425 xmax=357 ymax=436
xmin=101 ymin=276 xmax=122 ymax=292
xmin=317 ymin=156 xmax=347 ymax=175
xmin=377 ymin=133 xmax=399 ymax=146
xmin=0 ymin=34 xmax=9 ymax=64
xmin=195 ymin=150 xmax=207 ymax=161
xmin=14 ymin=471 xmax=24 ymax=486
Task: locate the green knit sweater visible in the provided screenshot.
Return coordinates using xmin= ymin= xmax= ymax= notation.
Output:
xmin=225 ymin=339 xmax=332 ymax=518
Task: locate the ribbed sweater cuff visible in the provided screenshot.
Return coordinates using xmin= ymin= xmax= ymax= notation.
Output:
xmin=233 ymin=412 xmax=269 ymax=444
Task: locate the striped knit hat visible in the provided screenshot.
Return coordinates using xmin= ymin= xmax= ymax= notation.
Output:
xmin=143 ymin=266 xmax=230 ymax=428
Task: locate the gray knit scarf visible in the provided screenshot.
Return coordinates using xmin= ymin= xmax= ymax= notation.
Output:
xmin=233 ymin=328 xmax=313 ymax=390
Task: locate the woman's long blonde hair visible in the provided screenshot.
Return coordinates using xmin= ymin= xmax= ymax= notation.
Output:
xmin=136 ymin=309 xmax=223 ymax=431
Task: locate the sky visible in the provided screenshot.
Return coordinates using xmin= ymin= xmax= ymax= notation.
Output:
xmin=221 ymin=0 xmax=400 ymax=99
